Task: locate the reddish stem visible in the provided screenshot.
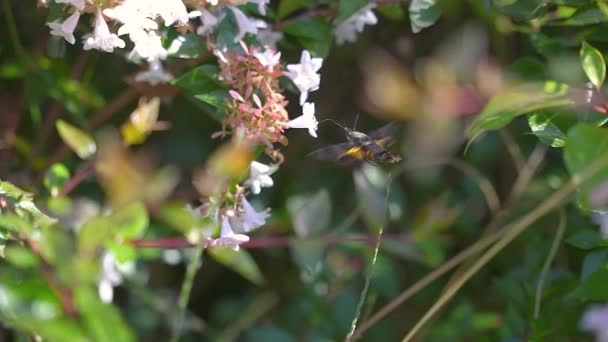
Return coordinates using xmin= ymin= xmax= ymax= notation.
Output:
xmin=58 ymin=160 xmax=95 ymax=197
xmin=131 ymin=233 xmax=412 ymax=249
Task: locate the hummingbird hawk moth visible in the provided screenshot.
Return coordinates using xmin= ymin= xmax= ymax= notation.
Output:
xmin=307 ymin=121 xmax=403 ymax=165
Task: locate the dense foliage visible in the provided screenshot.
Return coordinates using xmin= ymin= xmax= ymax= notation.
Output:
xmin=3 ymin=0 xmax=608 ymax=341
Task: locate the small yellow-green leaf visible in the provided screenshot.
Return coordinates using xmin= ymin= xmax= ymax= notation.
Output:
xmin=208 ymin=248 xmax=265 ymax=285
xmin=581 ymin=41 xmax=606 ymax=89
xmin=56 ymin=120 xmax=97 ymax=159
xmin=4 ymin=245 xmax=39 ymax=268
xmin=43 ymin=163 xmax=71 ymax=197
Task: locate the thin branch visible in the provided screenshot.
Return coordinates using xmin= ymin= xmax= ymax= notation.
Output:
xmin=533 ymin=210 xmax=566 ymax=319
xmin=448 ymin=159 xmax=501 ymax=214
xmin=500 ymin=129 xmax=526 ymax=171
xmin=399 ymin=152 xmax=608 ymax=342
xmin=58 ymin=160 xmax=95 ymax=197
xmin=345 ymin=174 xmax=393 ymax=341
xmin=170 ymin=245 xmax=204 ymax=342
xmin=348 ymin=221 xmax=509 ymax=341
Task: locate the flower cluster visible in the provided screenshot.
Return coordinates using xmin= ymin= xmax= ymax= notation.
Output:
xmin=47 ymin=0 xmax=333 ymax=300
xmin=215 ymin=43 xmax=290 ymax=159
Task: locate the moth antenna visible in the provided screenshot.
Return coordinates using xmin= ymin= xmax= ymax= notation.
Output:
xmin=317 ymin=118 xmax=348 ymax=131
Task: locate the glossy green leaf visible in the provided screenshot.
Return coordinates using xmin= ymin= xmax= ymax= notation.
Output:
xmin=466 ymin=83 xmax=573 ymax=144
xmin=193 ymin=90 xmax=229 ymax=109
xmin=286 ymin=189 xmax=331 ymax=237
xmin=564 ymin=123 xmax=608 ymax=209
xmin=580 ymin=41 xmax=606 ymax=89
xmin=173 ymin=64 xmax=226 ymax=95
xmin=208 ymin=247 xmax=265 ymax=285
xmin=336 ymin=0 xmax=369 ymax=22
xmin=43 ymin=163 xmax=71 ymax=197
xmin=409 ymin=0 xmax=441 ymax=33
xmin=527 ymin=113 xmax=567 ymax=147
xmin=55 ymin=119 xmax=96 ymax=159
xmin=558 ymin=6 xmax=608 ymax=26
xmin=283 ymin=17 xmax=332 ymax=58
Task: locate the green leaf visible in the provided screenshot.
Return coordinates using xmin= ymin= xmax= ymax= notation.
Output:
xmin=174 ymin=64 xmax=225 ymax=95
xmin=111 ymin=202 xmax=149 ymax=239
xmin=409 ymin=0 xmax=441 ymax=34
xmin=107 ymin=241 xmax=137 ymax=263
xmin=194 ymin=90 xmax=229 ymax=109
xmin=335 ymin=0 xmax=369 ymax=22
xmin=377 ymin=4 xmax=405 ymax=20
xmin=564 ymin=123 xmax=608 ymax=209
xmin=18 ymin=318 xmax=88 ymax=342
xmin=43 ymin=163 xmax=71 ymax=197
xmin=283 ymin=17 xmax=333 ymax=58
xmin=286 ymin=189 xmax=331 ymax=237
xmin=76 ymin=288 xmax=135 ymax=342
xmin=79 ymin=216 xmax=111 ymax=253
xmin=4 ymin=245 xmax=39 ymax=268
xmin=580 ymin=41 xmax=606 ymax=89
xmin=208 ymin=248 xmax=265 ymax=285
xmin=581 ymin=250 xmax=608 ymax=279
xmin=566 ymin=229 xmax=604 ymax=249
xmin=353 ymin=164 xmax=389 ymax=231
xmin=527 ymin=113 xmax=567 ymax=147
xmin=557 ymin=6 xmax=608 ymax=26
xmin=277 ymin=0 xmax=313 ymax=19
xmin=575 ymin=267 xmax=608 ymax=300
xmin=55 ymin=119 xmax=97 ymax=159
xmin=0 ymin=213 xmax=34 ymax=234
xmin=466 ymin=83 xmax=573 ymax=144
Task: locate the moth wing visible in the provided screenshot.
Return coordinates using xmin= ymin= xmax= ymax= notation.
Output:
xmin=308 ymin=142 xmax=354 ymax=162
xmin=369 ymin=122 xmax=402 ymax=148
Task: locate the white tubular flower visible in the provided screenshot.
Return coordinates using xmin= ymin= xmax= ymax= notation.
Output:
xmin=285 ymin=50 xmax=323 ymax=105
xmin=129 ymin=30 xmax=167 ymax=62
xmin=249 ymin=0 xmax=270 ymax=15
xmin=245 ymin=161 xmax=274 ymax=195
xmin=193 ymin=9 xmax=221 ymax=36
xmin=83 ymin=10 xmax=125 ymax=53
xmin=581 ymin=304 xmax=608 ymax=342
xmin=333 ymin=4 xmax=378 ymax=46
xmin=150 ymin=0 xmax=189 ymax=26
xmin=207 ymin=0 xmax=219 ymax=5
xmin=254 ymin=49 xmax=281 ymax=71
xmin=104 ymin=4 xmax=158 ymax=39
xmin=55 ymin=0 xmax=87 ymax=11
xmin=135 ymin=59 xmax=173 ymax=85
xmin=230 ymin=197 xmax=269 ymax=234
xmin=257 ymin=28 xmax=283 ymax=49
xmin=230 ymin=6 xmax=259 ymax=43
xmin=592 ymin=211 xmax=608 ymax=238
xmin=47 ymin=11 xmax=80 ymax=45
xmin=97 ymin=252 xmax=132 ymax=303
xmin=286 ymin=102 xmax=318 ymax=138
xmin=211 ymin=216 xmax=250 ymax=251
